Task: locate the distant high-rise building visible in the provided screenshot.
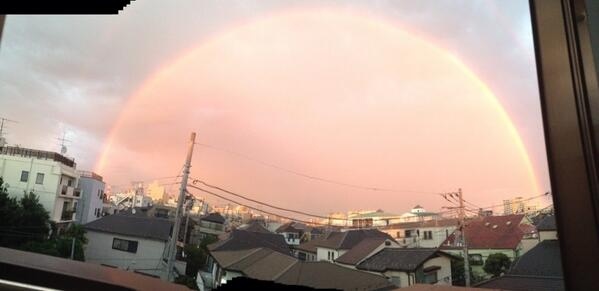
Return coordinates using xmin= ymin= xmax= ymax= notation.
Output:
xmin=146 ymin=181 xmax=168 ymax=204
xmin=503 ymin=197 xmax=538 ymax=215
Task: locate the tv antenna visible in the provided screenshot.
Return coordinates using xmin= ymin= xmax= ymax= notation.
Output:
xmin=0 ymin=117 xmax=18 ymax=147
xmin=57 ymin=132 xmax=71 ymax=155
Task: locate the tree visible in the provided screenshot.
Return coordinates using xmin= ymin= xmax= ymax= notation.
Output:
xmin=184 ymin=235 xmax=218 ymax=277
xmin=483 ymin=253 xmax=512 ymax=277
xmin=0 ymin=178 xmax=87 ymax=260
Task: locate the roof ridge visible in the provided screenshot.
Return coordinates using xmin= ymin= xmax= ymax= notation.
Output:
xmin=273 ymin=260 xmax=300 ymax=281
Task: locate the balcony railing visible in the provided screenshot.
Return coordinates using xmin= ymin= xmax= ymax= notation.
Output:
xmin=0 ymin=146 xmax=75 ymax=168
xmin=61 ymin=209 xmax=75 ymax=221
xmin=60 ymin=186 xmax=81 ymax=198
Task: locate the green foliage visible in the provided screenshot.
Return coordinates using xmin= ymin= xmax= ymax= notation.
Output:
xmin=0 ymin=178 xmax=86 ymax=261
xmin=483 ymin=253 xmax=512 ymax=277
xmin=184 ymin=236 xmax=219 ymax=277
xmin=451 ymin=255 xmax=472 ymax=286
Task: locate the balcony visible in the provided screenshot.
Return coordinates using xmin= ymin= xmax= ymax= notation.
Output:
xmin=60 ymin=185 xmax=81 ymax=199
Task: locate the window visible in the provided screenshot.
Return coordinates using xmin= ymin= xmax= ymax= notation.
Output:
xmin=20 ymin=171 xmax=29 ymax=182
xmin=35 ymin=173 xmax=44 ymax=185
xmin=469 ymin=254 xmax=484 ymax=266
xmin=423 ymin=231 xmax=433 ymax=240
xmin=67 ymin=179 xmax=73 ymax=187
xmin=405 ymin=230 xmax=412 ymax=238
xmin=112 ymin=238 xmax=138 ymax=253
xmin=424 ymin=272 xmax=438 ymax=284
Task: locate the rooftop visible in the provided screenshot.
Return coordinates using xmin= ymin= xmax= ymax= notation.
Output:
xmin=77 ymin=170 xmax=104 ymax=182
xmin=208 ymin=229 xmax=292 ymax=255
xmin=316 ymin=229 xmax=395 ymax=250
xmin=536 ymin=215 xmax=557 ymax=231
xmin=383 ymin=218 xmax=459 ymax=230
xmin=356 ymin=248 xmax=452 ymax=272
xmin=0 ymin=145 xmax=76 ymax=168
xmin=335 ymin=237 xmax=390 ymax=265
xmin=441 ymin=214 xmax=528 ymax=249
xmin=201 ymin=212 xmax=226 ymax=224
xmin=275 ymin=261 xmax=393 ymax=291
xmin=83 ymin=214 xmax=173 ymax=241
xmin=211 ymin=248 xmax=297 ymax=281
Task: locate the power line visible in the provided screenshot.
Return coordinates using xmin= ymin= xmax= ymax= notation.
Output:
xmin=187 ymin=184 xmax=332 ymax=227
xmin=195 ymin=143 xmax=441 ymax=195
xmin=190 ymin=178 xmax=331 ymax=220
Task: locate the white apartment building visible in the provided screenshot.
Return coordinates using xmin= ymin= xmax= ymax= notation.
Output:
xmin=76 ymin=171 xmax=106 ymax=224
xmin=503 ymin=197 xmax=538 ymax=215
xmin=0 ymin=146 xmax=80 ymax=224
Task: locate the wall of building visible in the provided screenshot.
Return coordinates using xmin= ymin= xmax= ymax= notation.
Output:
xmin=423 ymin=256 xmax=452 ymax=285
xmin=444 ymin=248 xmax=517 ymax=278
xmin=77 ymin=176 xmax=105 ymax=224
xmin=0 ymin=155 xmax=78 ymax=222
xmin=84 ymin=230 xmax=168 ymax=278
xmin=381 ymin=270 xmax=411 ymax=288
xmin=539 ymin=230 xmax=558 ymax=241
xmin=316 ymin=247 xmax=346 ymax=262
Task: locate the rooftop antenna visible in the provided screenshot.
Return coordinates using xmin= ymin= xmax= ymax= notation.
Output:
xmin=57 ymin=132 xmax=71 ymax=155
xmin=0 ymin=117 xmax=18 ymax=147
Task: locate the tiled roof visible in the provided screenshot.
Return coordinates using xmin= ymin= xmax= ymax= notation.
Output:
xmin=356 ymin=248 xmax=450 ymax=272
xmin=275 ymin=261 xmax=393 ymax=291
xmin=510 ymin=240 xmax=563 ymax=277
xmin=295 ymin=238 xmax=324 ymax=254
xmin=536 ymin=215 xmax=557 ymax=231
xmin=201 ymin=212 xmax=225 ymax=224
xmin=212 ymin=248 xmax=298 ymax=281
xmin=441 ymin=215 xmax=527 ymax=249
xmin=335 ymin=237 xmax=389 ymax=265
xmin=317 ymin=229 xmax=395 ymax=250
xmin=208 ymin=229 xmax=291 ymax=255
xmin=83 ymin=214 xmax=172 ymax=241
xmin=476 ymin=275 xmax=564 ymax=291
xmin=0 ymin=247 xmax=188 ymax=291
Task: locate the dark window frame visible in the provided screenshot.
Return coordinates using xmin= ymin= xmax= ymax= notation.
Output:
xmin=112 ymin=238 xmax=138 ymax=253
xmin=531 ymin=0 xmax=599 ymax=289
xmin=20 ymin=171 xmax=29 ymax=182
xmin=35 ymin=173 xmax=44 ymax=185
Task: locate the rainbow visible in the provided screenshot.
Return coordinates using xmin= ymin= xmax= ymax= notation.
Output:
xmin=95 ymin=7 xmax=540 ymax=195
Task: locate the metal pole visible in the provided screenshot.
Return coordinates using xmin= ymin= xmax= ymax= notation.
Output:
xmin=458 ymin=188 xmax=470 ymax=286
xmin=166 ymin=132 xmax=196 ymax=281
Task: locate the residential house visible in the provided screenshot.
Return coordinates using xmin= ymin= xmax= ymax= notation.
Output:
xmin=536 ymin=215 xmax=558 ymax=241
xmin=203 ymin=246 xmax=393 ymax=291
xmin=381 ymin=218 xmax=459 ymax=248
xmin=294 ymin=237 xmax=322 ymax=261
xmin=276 ymin=222 xmax=308 ymax=245
xmin=200 ymin=228 xmax=291 ymax=289
xmin=476 ymin=240 xmax=564 ymax=291
xmin=0 ymin=246 xmax=189 ymax=291
xmin=441 ymin=214 xmax=536 ymax=278
xmin=316 ymin=229 xmax=397 ymax=262
xmin=190 ymin=212 xmax=226 ymax=244
xmin=0 ymin=146 xmax=81 ymax=225
xmin=83 ymin=214 xmax=174 ymax=279
xmin=356 ymin=248 xmax=455 ymax=288
xmin=76 ymin=171 xmax=105 ymax=224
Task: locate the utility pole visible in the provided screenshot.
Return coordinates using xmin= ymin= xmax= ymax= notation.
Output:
xmin=166 ymin=132 xmax=196 ymax=281
xmin=457 ymin=188 xmax=470 ymax=287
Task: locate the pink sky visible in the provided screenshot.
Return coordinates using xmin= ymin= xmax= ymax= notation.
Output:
xmin=96 ymin=9 xmax=547 ymax=216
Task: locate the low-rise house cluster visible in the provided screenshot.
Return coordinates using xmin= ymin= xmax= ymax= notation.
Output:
xmin=441 ymin=214 xmax=537 ymax=278
xmin=382 ymin=218 xmax=459 ymax=248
